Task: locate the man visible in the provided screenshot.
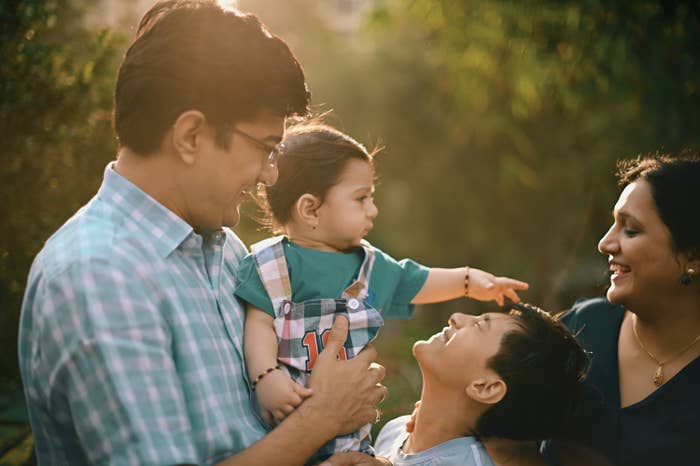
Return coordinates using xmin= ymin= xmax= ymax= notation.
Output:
xmin=19 ymin=1 xmax=386 ymax=464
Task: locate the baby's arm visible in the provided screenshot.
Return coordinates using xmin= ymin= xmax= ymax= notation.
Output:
xmin=244 ymin=305 xmax=312 ymax=424
xmin=411 ymin=267 xmax=528 ymax=306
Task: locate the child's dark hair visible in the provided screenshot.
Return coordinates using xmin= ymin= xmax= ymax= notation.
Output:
xmin=261 ymin=122 xmax=379 ymax=233
xmin=475 ymin=302 xmax=590 ymax=441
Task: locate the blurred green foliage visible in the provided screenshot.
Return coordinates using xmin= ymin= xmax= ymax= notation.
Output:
xmin=1 ymin=0 xmax=700 ymax=443
xmin=0 ymin=0 xmax=123 ymax=386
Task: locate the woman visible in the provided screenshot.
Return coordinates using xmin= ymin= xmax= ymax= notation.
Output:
xmin=372 ymin=302 xmax=589 ymax=466
xmin=546 ymin=154 xmax=700 ymax=466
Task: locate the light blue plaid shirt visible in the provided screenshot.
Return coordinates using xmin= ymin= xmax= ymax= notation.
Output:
xmin=19 ymin=163 xmax=267 ymax=465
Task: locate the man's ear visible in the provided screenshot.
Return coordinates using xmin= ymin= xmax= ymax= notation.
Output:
xmin=295 ymin=193 xmax=322 ymax=229
xmin=465 ymin=377 xmax=507 ymax=406
xmin=171 ymin=110 xmax=207 ymax=165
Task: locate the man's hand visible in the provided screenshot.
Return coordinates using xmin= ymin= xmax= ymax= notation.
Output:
xmin=306 ymin=316 xmax=387 ymax=435
xmin=319 ymin=452 xmax=392 ymax=466
xmin=404 ymin=400 xmax=421 ymax=433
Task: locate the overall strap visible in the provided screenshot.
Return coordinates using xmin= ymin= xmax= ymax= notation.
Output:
xmin=250 ymin=236 xmax=292 ymax=313
xmin=341 ymin=240 xmax=375 ymax=300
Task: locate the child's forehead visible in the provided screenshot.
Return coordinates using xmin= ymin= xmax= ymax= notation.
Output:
xmin=336 ymin=159 xmax=375 ymax=182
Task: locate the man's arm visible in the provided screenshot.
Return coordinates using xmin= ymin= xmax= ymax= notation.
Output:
xmin=216 ymin=316 xmax=387 ymax=466
xmin=28 ymin=260 xmax=202 ymax=464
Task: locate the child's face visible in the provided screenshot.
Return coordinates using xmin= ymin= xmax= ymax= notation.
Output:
xmin=413 ymin=312 xmax=520 ymax=389
xmin=316 ymin=158 xmax=378 ymax=251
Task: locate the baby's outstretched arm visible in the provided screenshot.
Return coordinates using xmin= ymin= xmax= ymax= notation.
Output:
xmin=244 ymin=305 xmax=312 ymax=424
xmin=411 ymin=267 xmax=528 ymax=306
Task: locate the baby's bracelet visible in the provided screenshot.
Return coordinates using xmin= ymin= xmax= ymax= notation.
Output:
xmin=464 ymin=266 xmax=470 ymax=298
xmin=251 ymin=365 xmax=280 ymax=391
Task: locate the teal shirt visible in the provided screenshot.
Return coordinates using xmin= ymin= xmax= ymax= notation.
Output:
xmin=235 ymin=238 xmax=429 ymax=319
xmin=19 ymin=164 xmax=266 ymax=465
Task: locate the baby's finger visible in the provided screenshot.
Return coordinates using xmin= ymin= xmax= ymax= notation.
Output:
xmin=505 ymin=288 xmax=521 ymax=303
xmin=292 ymin=381 xmax=313 ymax=400
xmin=285 ymin=391 xmax=303 ymax=407
xmin=262 ymin=410 xmax=274 ymax=426
xmin=272 ymin=408 xmax=288 ymax=422
xmin=281 ymin=404 xmax=297 ymax=416
xmin=504 ymin=278 xmax=529 ymax=290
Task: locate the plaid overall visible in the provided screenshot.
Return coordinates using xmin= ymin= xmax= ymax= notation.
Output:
xmin=251 ymin=236 xmax=384 ymax=464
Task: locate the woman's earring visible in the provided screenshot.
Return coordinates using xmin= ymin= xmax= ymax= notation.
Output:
xmin=681 ymin=267 xmax=696 ymax=285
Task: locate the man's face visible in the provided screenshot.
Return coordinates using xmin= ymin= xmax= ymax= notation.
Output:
xmin=187 ymin=111 xmax=284 ymax=232
xmin=413 ymin=312 xmax=520 ymax=389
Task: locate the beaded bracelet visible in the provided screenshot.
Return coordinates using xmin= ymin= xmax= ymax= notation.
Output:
xmin=464 ymin=266 xmax=470 ymax=298
xmin=251 ymin=365 xmax=280 ymax=391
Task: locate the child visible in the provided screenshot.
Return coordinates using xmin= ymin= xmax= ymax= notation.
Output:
xmin=235 ymin=122 xmax=529 ymax=464
xmin=374 ymin=302 xmax=592 ymax=466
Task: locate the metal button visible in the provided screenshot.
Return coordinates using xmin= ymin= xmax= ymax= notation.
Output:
xmin=347 ymin=298 xmax=360 ymax=310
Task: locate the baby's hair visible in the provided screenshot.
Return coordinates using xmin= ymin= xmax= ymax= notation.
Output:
xmin=260 ymin=121 xmax=381 ymax=233
xmin=475 ymin=302 xmax=590 ymax=441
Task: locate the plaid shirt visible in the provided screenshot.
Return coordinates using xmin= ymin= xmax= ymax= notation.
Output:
xmin=19 ymin=164 xmax=266 ymax=465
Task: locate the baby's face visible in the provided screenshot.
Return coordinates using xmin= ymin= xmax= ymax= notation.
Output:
xmin=315 ymin=159 xmax=378 ymax=251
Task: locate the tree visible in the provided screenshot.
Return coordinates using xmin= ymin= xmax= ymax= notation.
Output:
xmin=0 ymin=0 xmax=123 ymax=386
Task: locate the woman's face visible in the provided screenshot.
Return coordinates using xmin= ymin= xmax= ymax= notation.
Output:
xmin=413 ymin=312 xmax=520 ymax=389
xmin=598 ymin=179 xmax=685 ymax=310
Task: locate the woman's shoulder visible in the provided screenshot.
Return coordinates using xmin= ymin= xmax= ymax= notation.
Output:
xmin=557 ymin=298 xmax=626 ymax=350
xmin=559 ymin=297 xmax=625 ymax=329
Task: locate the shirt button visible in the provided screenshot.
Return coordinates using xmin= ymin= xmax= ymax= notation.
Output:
xmin=347 ymin=298 xmax=360 ymax=310
xmin=283 ymin=302 xmax=292 ymax=314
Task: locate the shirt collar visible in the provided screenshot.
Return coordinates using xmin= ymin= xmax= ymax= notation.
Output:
xmin=97 ymin=162 xmax=194 ymax=258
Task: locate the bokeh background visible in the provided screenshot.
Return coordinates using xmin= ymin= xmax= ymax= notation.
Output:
xmin=2 ymin=0 xmax=700 ymax=462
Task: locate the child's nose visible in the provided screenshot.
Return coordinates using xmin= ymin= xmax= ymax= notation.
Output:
xmin=367 ymin=200 xmax=378 ymax=218
xmin=448 ymin=313 xmax=469 ymax=328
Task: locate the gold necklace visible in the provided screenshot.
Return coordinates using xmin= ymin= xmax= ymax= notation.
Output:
xmin=632 ymin=314 xmax=700 ymax=387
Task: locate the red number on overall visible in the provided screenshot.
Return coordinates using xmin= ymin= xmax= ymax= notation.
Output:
xmin=302 ymin=330 xmax=348 ymax=371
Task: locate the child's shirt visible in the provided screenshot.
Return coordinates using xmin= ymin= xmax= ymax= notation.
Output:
xmin=235 ymin=237 xmax=429 ymax=319
xmin=375 ymin=416 xmax=496 ymax=466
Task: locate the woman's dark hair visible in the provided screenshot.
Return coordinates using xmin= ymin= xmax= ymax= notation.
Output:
xmin=261 ymin=122 xmax=379 ymax=232
xmin=616 ymin=152 xmax=700 ymax=254
xmin=114 ymin=0 xmax=310 ymax=155
xmin=475 ymin=302 xmax=590 ymax=441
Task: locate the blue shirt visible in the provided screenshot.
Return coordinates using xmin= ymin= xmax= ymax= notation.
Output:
xmin=18 ymin=164 xmax=266 ymax=465
xmin=375 ymin=416 xmax=495 ymax=466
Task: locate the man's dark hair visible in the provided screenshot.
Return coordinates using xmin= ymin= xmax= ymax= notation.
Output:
xmin=475 ymin=302 xmax=589 ymax=441
xmin=114 ymin=0 xmax=310 ymax=155
xmin=616 ymin=152 xmax=700 ymax=255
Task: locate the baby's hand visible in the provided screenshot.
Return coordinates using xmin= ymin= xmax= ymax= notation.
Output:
xmin=467 ymin=268 xmax=529 ymax=306
xmin=255 ymin=369 xmax=313 ymax=425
